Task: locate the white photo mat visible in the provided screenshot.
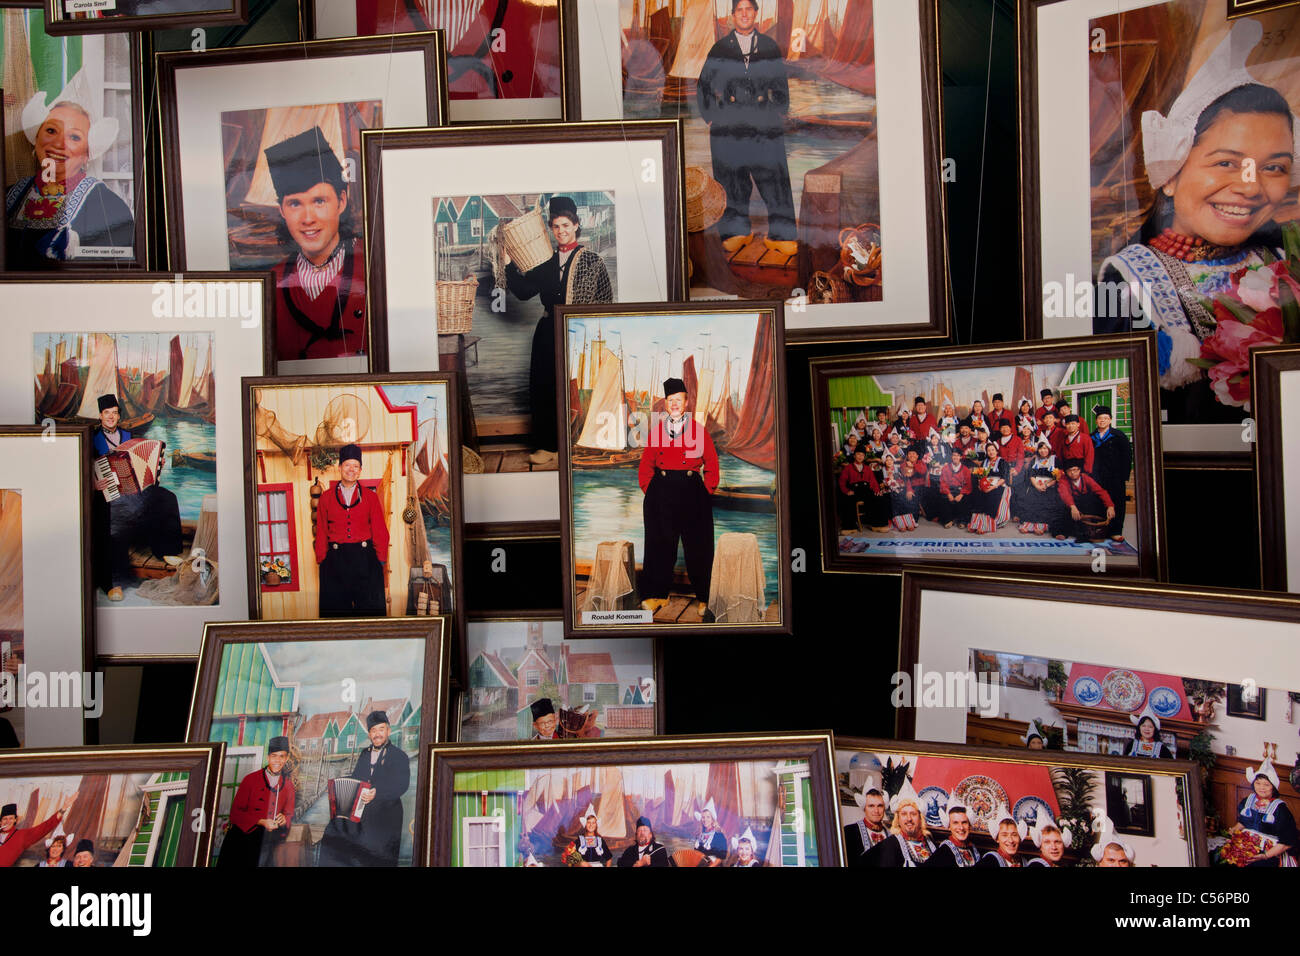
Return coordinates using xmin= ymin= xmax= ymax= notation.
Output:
xmin=1283 ymin=368 xmax=1300 ymax=592
xmin=910 ymin=585 xmax=1300 ymax=744
xmin=573 ymin=0 xmax=937 ymax=336
xmin=309 ymin=0 xmax=564 ymax=123
xmin=168 ymin=48 xmax=437 ymax=271
xmin=376 ymin=136 xmax=671 ymax=524
xmin=0 ymin=279 xmax=267 ymax=659
xmin=1033 ymin=0 xmax=1256 ymax=454
xmin=0 ymin=434 xmax=89 ymax=746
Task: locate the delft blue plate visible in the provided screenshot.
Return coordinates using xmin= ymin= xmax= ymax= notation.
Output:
xmin=1073 ymin=675 xmax=1103 ymax=706
xmin=1014 ymin=795 xmax=1055 ymax=830
xmin=1148 ymin=685 xmax=1183 ymax=718
xmin=918 ymin=786 xmax=949 ymax=828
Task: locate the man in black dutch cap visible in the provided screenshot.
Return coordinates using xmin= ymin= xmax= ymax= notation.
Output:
xmin=263 ymin=126 xmax=366 ymax=363
xmin=90 ymin=392 xmax=183 ymax=602
xmin=617 ymin=815 xmax=671 ymax=867
xmin=1090 ymin=405 xmax=1132 ymax=541
xmin=0 ymin=795 xmax=73 ymax=867
xmin=218 ymin=735 xmax=295 ymax=867
xmin=697 ymin=0 xmax=798 ymax=259
xmin=72 ymin=839 xmax=95 ymax=867
xmin=313 ymin=443 xmax=389 ymax=617
xmin=530 ymin=698 xmax=559 ymax=740
xmin=318 ymin=710 xmax=410 ymax=866
xmin=637 ymin=377 xmax=720 ymax=618
xmin=505 ymin=195 xmax=613 ymax=466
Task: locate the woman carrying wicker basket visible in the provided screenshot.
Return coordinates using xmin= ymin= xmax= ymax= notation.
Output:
xmin=504 ymin=196 xmax=613 ymax=466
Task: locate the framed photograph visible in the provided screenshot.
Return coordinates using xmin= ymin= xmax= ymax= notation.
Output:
xmin=837 ymin=738 xmax=1203 ymax=866
xmin=425 ymin=732 xmax=840 ymax=866
xmin=0 ymin=274 xmax=271 ymax=661
xmin=898 ymin=569 xmax=1300 ymax=848
xmin=156 ymin=34 xmax=448 ymax=374
xmin=1226 ymin=681 xmax=1267 ymax=718
xmin=186 ymin=617 xmax=448 ymax=867
xmin=363 ymin=120 xmax=687 ymax=529
xmin=458 ymin=612 xmax=663 ymax=741
xmin=556 ymin=301 xmax=792 ymax=636
xmin=43 ymin=0 xmax=246 ymax=34
xmin=1252 ymin=344 xmax=1300 ymax=592
xmin=0 ymin=425 xmax=95 ymax=748
xmin=1105 ymin=770 xmax=1156 ymax=837
xmin=239 ymin=372 xmax=466 ymax=666
xmin=1020 ymin=0 xmax=1299 ymax=457
xmin=152 ymin=0 xmax=309 ymax=51
xmin=2 ymin=6 xmax=147 ymax=269
xmin=569 ymin=0 xmax=949 ymax=344
xmin=811 ymin=333 xmax=1165 ymax=577
xmin=0 ymin=742 xmax=224 ymax=867
xmin=310 ymin=0 xmax=568 ymax=123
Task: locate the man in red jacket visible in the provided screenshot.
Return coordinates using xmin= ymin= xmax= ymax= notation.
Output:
xmin=264 ymin=127 xmax=367 ymax=364
xmin=1058 ymin=414 xmax=1094 ymax=474
xmin=218 ymin=735 xmax=295 ymax=867
xmin=1056 ymin=459 xmax=1114 ymax=541
xmin=314 ymin=443 xmax=389 ymax=617
xmin=0 ymin=796 xmax=73 ymax=867
xmin=638 ymin=378 xmax=719 ymax=616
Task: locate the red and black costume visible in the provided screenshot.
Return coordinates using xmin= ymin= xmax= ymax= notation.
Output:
xmin=1058 ymin=471 xmax=1114 ymax=539
xmin=1059 ymin=429 xmax=1095 ymax=474
xmin=934 ymin=460 xmax=974 ymax=525
xmin=315 ymin=471 xmax=389 ymax=618
xmin=0 ymin=809 xmax=63 ymax=867
xmin=272 ymin=237 xmax=367 ymax=362
xmin=838 ymin=458 xmax=885 ymax=529
xmin=638 ymin=409 xmax=719 ymax=604
xmin=218 ymin=762 xmax=296 ymax=868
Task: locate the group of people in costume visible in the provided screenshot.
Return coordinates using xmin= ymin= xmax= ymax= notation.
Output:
xmin=219 ymin=709 xmax=410 ymax=867
xmin=0 ymin=797 xmax=96 ymax=867
xmin=844 ymin=787 xmax=1128 ymax=868
xmin=836 ymin=390 xmax=1131 ymax=543
xmin=1021 ymin=705 xmax=1176 ymax=760
xmin=554 ymin=797 xmax=763 ymax=867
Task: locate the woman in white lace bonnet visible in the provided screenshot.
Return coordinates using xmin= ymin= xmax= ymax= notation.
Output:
xmin=1096 ymin=18 xmax=1298 ymax=417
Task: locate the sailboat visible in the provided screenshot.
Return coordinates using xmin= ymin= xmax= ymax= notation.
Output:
xmin=164 ymin=335 xmax=216 ymax=423
xmin=572 ymin=345 xmax=640 ymax=468
xmin=411 ymin=406 xmax=452 ymax=521
xmin=816 ymin=0 xmax=875 ymax=96
xmin=44 ymin=334 xmax=155 ymax=432
xmin=661 ymin=0 xmax=719 ymax=101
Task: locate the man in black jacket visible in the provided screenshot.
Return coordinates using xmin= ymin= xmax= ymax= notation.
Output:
xmin=697 ymin=0 xmax=797 ymax=258
xmin=617 ymin=816 xmax=672 ymax=867
xmin=1090 ymin=405 xmax=1132 ymax=541
xmin=317 ymin=711 xmax=411 ymax=866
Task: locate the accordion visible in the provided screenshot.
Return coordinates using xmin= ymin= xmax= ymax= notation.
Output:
xmin=94 ymin=439 xmax=164 ymax=501
xmin=327 ymin=777 xmax=369 ymax=822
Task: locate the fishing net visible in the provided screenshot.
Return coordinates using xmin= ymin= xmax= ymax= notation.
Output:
xmin=707 ymin=532 xmax=766 ymax=624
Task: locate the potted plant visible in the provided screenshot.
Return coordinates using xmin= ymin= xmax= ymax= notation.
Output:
xmin=1182 ymin=679 xmax=1225 ymax=724
xmin=1042 ymin=661 xmax=1069 ymax=702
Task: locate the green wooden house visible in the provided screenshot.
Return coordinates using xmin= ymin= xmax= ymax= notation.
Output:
xmin=1055 ymin=358 xmax=1133 ymax=436
xmin=826 ymin=374 xmax=896 ymax=449
xmin=210 ymin=643 xmax=300 ymax=754
xmin=769 ymin=760 xmax=819 ymax=867
xmin=123 ymin=771 xmax=190 ymax=867
xmin=451 ymin=769 xmax=527 ymax=867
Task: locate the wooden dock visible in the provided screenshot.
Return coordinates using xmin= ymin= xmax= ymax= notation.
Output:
xmin=128 ymin=524 xmax=195 ymax=580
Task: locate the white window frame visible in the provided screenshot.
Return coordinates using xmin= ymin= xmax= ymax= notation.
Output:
xmin=461 ymin=815 xmax=507 ymax=867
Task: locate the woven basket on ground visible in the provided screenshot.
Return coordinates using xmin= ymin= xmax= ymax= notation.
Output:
xmin=436 ymin=276 xmax=477 ymax=334
xmin=500 ymin=205 xmax=553 ymax=272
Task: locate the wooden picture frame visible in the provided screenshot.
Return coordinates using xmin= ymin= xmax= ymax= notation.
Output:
xmin=424 ymin=732 xmax=842 ymax=866
xmin=1225 ymin=682 xmax=1266 ymax=720
xmin=811 ymin=332 xmax=1166 ymax=578
xmin=363 ymin=119 xmax=687 ymax=532
xmin=1105 ymin=770 xmax=1156 ymax=838
xmin=0 ymin=742 xmax=225 ymax=866
xmin=310 ymin=0 xmax=572 ymax=124
xmin=239 ymin=370 xmax=467 ymax=679
xmin=1252 ymin=344 xmax=1300 ymax=592
xmin=565 ymin=0 xmax=950 ymax=345
xmin=186 ymin=617 xmax=449 ymax=867
xmin=837 ymin=737 xmax=1204 ymax=865
xmin=1018 ymin=0 xmax=1299 ymax=458
xmin=1227 ymin=0 xmax=1300 ymax=17
xmin=151 ymin=0 xmax=311 ymax=51
xmin=897 ymin=569 xmax=1300 ymax=842
xmin=155 ymin=33 xmax=448 ymax=374
xmin=555 ymin=300 xmax=792 ymax=638
xmin=0 ymin=273 xmax=271 ymax=662
xmin=0 ymin=424 xmax=95 ymax=748
xmin=458 ymin=609 xmax=665 ymax=741
xmin=2 ymin=7 xmax=149 ymax=270
xmin=43 ymin=0 xmax=246 ymax=34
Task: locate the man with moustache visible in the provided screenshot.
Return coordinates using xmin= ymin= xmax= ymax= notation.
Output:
xmin=864 ymin=794 xmax=935 ymax=867
xmin=317 ymin=711 xmax=410 ymax=866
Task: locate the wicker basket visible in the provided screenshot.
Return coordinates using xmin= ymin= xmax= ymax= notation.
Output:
xmin=685 ymin=165 xmax=725 ymax=233
xmin=500 ymin=205 xmax=553 ymax=272
xmin=436 ymin=276 xmax=477 ymax=334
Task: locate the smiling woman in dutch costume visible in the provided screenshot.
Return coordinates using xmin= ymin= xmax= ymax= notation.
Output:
xmin=6 ymin=90 xmax=133 ymax=266
xmin=1126 ymin=704 xmax=1175 ymax=759
xmin=314 ymin=443 xmax=388 ymax=617
xmin=1231 ymin=755 xmax=1298 ymax=866
xmin=1095 ymin=19 xmax=1298 ymax=421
